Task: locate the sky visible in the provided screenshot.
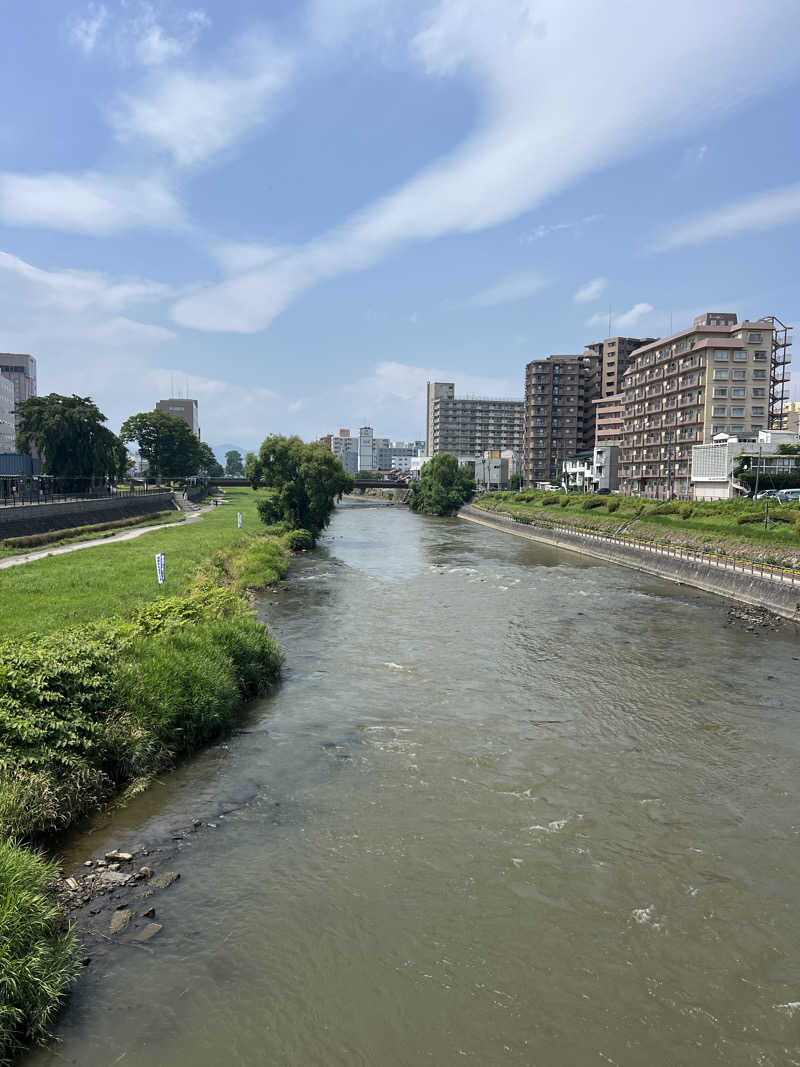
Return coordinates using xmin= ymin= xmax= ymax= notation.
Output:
xmin=2 ymin=0 xmax=800 ymax=452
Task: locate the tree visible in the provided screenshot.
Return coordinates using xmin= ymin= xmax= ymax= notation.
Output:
xmin=198 ymin=442 xmax=224 ymax=478
xmin=408 ymin=454 xmax=475 ymax=516
xmin=508 ymin=473 xmax=523 ymax=491
xmin=225 ymin=450 xmax=245 ymax=477
xmin=251 ymin=434 xmax=354 ymax=536
xmin=15 ymin=394 xmax=127 ymax=491
xmin=119 ymin=411 xmax=203 ymax=481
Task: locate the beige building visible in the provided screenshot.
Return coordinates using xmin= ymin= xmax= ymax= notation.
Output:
xmin=593 ymin=392 xmax=625 ymax=445
xmin=619 ymin=313 xmax=788 ymax=498
xmin=156 ymin=398 xmax=200 ymax=437
xmin=426 ymin=382 xmax=524 ymax=458
xmin=780 ymin=400 xmax=800 ymax=434
xmin=585 ymin=335 xmax=656 ymax=399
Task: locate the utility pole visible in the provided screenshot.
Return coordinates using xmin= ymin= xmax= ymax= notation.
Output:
xmin=753 ymin=445 xmax=761 ymax=499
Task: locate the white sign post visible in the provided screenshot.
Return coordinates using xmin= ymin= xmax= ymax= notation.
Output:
xmin=237 ymin=511 xmax=242 ymax=529
xmin=155 ymin=552 xmax=166 ymax=585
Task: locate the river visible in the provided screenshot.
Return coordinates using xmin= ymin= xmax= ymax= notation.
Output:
xmin=26 ymin=503 xmax=800 ymax=1066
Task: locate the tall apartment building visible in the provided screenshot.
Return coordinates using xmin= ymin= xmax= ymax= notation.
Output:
xmin=0 ymin=376 xmax=15 ymax=453
xmin=426 ymin=382 xmax=524 ymax=458
xmin=0 ymin=354 xmax=37 ymax=433
xmin=156 ymin=398 xmax=200 ymax=437
xmin=523 ymin=354 xmax=600 ymax=486
xmin=320 ymin=429 xmax=359 ymax=474
xmin=619 ymin=312 xmax=790 ymax=498
xmin=584 ymin=335 xmax=657 ymax=398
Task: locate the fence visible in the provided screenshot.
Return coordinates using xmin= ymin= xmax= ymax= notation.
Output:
xmin=0 ymin=486 xmax=175 ymax=508
xmin=472 ymin=505 xmax=800 ymax=586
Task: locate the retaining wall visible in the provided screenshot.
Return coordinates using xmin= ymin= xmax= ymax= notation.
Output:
xmin=0 ymin=492 xmax=176 ymax=540
xmin=461 ymin=505 xmax=800 ymax=622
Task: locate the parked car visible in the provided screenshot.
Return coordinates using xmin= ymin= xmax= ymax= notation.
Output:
xmin=776 ymin=488 xmax=800 ymax=503
xmin=755 ymin=489 xmax=780 ymax=500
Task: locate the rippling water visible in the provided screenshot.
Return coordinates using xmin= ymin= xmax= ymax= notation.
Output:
xmin=27 ymin=504 xmax=800 ymax=1066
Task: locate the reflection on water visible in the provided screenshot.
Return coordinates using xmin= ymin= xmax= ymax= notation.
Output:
xmin=27 ymin=504 xmax=800 ymax=1067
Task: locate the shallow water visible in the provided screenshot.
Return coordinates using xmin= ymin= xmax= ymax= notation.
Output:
xmin=27 ymin=504 xmax=800 ymax=1066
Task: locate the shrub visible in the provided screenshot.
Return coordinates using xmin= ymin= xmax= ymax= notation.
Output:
xmin=284 ymin=528 xmax=315 ymax=551
xmin=541 ymin=495 xmax=559 ymax=506
xmin=679 ymin=503 xmax=693 ymax=519
xmin=650 ymin=501 xmax=680 ymax=515
xmin=607 ymin=499 xmax=620 ymax=513
xmin=0 ymin=840 xmax=80 ymax=1064
xmin=581 ymin=497 xmax=604 ymax=511
xmin=558 ymin=496 xmax=570 ymax=507
xmin=770 ymin=509 xmax=798 ymax=525
xmin=737 ymin=513 xmax=761 ymax=525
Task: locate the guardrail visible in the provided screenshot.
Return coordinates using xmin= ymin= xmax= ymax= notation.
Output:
xmin=0 ymin=487 xmax=173 ymax=508
xmin=471 ymin=505 xmax=800 ymax=586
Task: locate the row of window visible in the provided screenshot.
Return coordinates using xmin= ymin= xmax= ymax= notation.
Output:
xmin=713 ymin=367 xmax=767 ymax=379
xmin=711 ymin=406 xmax=765 ymax=417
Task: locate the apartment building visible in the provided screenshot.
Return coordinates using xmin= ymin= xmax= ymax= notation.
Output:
xmin=0 ymin=353 xmax=37 ymax=433
xmin=320 ymin=429 xmax=359 ymax=474
xmin=156 ymin=398 xmax=200 ymax=437
xmin=584 ymin=335 xmax=656 ymax=398
xmin=619 ymin=312 xmax=788 ymax=498
xmin=523 ymin=354 xmax=600 ymax=486
xmin=426 ymin=382 xmax=524 ymax=458
xmin=780 ymin=400 xmax=800 ymax=434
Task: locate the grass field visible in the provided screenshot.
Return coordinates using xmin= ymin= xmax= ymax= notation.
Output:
xmin=479 ymin=491 xmax=800 ymax=563
xmin=0 ymin=509 xmax=184 ymax=560
xmin=0 ymin=489 xmax=265 ymax=639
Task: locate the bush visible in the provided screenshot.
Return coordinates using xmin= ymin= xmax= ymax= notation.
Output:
xmin=607 ymin=499 xmax=620 ymax=513
xmin=0 ymin=839 xmax=80 ymax=1064
xmin=650 ymin=501 xmax=680 ymax=515
xmin=284 ymin=528 xmax=314 ymax=551
xmin=581 ymin=497 xmax=604 ymax=511
xmin=679 ymin=503 xmax=693 ymax=519
xmin=541 ymin=495 xmax=559 ymax=506
xmin=737 ymin=513 xmax=761 ymax=525
xmin=559 ymin=496 xmax=570 ymax=507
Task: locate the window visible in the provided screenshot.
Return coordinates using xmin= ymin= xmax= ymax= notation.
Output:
xmin=753 ymin=350 xmax=767 ymax=360
xmin=748 ymin=333 xmax=762 ymax=342
xmin=753 ymin=369 xmax=767 ymax=379
xmin=751 ymin=406 xmax=765 ymax=416
xmin=714 ymin=368 xmax=729 ymax=379
xmin=714 ymin=351 xmax=729 ymax=361
xmin=731 ymin=407 xmax=745 ymax=417
xmin=733 ymin=350 xmax=747 ymax=361
xmin=713 ymin=388 xmax=728 ymax=398
xmin=732 ymin=388 xmax=746 ymax=399
xmin=732 ymin=369 xmax=747 ymax=379
xmin=712 ymin=406 xmax=727 ymax=416
xmin=752 ymin=388 xmax=766 ymax=398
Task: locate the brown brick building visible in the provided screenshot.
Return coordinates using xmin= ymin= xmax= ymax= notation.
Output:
xmin=523 ymin=354 xmax=600 ymax=486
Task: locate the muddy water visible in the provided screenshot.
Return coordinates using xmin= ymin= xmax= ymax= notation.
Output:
xmin=26 ymin=504 xmax=800 ymax=1066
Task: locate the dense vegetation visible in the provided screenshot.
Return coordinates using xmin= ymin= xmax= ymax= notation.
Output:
xmin=0 ymin=489 xmax=291 ymax=1061
xmin=225 ymin=449 xmax=245 ymax=476
xmin=409 ymin=454 xmax=475 ymax=516
xmin=248 ymin=434 xmax=353 ymax=539
xmin=478 ymin=490 xmax=800 ymax=562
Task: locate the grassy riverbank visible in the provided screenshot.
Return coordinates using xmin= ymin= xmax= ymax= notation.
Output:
xmin=0 ymin=488 xmax=291 ymax=1063
xmin=478 ymin=491 xmax=800 ymax=565
xmin=0 ymin=509 xmax=183 ymax=561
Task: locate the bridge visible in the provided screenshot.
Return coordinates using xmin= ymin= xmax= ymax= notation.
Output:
xmin=209 ymin=477 xmax=410 ymax=491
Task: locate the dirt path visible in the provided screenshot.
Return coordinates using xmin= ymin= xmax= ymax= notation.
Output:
xmin=0 ymin=501 xmax=219 ymax=570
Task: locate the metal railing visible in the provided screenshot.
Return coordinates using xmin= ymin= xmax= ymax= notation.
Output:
xmin=470 ymin=505 xmax=800 ymax=586
xmin=0 ymin=486 xmax=173 ymax=508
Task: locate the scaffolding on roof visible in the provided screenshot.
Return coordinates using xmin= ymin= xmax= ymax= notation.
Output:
xmin=765 ymin=315 xmax=792 ymax=429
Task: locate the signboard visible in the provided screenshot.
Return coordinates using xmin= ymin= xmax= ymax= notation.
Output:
xmin=237 ymin=511 xmax=242 ymax=529
xmin=155 ymin=552 xmax=166 ymax=585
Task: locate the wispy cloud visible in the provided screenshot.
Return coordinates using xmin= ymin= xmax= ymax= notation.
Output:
xmin=0 ymin=171 xmax=185 ymax=236
xmin=520 ymin=214 xmax=604 ymax=244
xmin=470 ymin=270 xmax=549 ymax=308
xmin=69 ymin=2 xmax=210 ymax=66
xmin=652 ymin=182 xmax=800 ymax=252
xmin=588 ymin=302 xmax=654 ymax=330
xmin=573 ymin=276 xmax=607 ymax=303
xmin=173 ymin=0 xmax=800 ymax=332
xmin=69 ymin=2 xmax=108 ymax=54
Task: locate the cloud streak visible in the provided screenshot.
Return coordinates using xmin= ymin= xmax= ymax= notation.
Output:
xmin=652 ymin=182 xmax=800 ymax=251
xmin=573 ymin=277 xmax=607 ymax=303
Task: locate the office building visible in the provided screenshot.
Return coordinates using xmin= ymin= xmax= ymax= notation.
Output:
xmin=156 ymin=398 xmax=200 ymax=437
xmin=0 ymin=376 xmax=15 ymax=452
xmin=523 ymin=354 xmax=600 ymax=486
xmin=0 ymin=354 xmax=37 ymax=433
xmin=426 ymin=382 xmax=524 ymax=458
xmin=619 ymin=312 xmax=790 ymax=498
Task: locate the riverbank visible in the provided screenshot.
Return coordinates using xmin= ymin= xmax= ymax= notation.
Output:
xmin=462 ymin=503 xmax=800 ymax=621
xmin=0 ymin=489 xmax=292 ymax=1064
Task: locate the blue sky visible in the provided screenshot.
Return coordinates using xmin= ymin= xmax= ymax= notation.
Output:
xmin=1 ymin=0 xmax=799 ymax=451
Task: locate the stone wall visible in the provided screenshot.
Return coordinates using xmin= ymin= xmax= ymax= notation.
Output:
xmin=461 ymin=506 xmax=800 ymax=622
xmin=0 ymin=492 xmax=175 ymax=540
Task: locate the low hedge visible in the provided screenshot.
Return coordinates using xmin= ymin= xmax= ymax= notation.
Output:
xmin=284 ymin=529 xmax=315 ymax=551
xmin=0 ymin=511 xmax=177 ymax=550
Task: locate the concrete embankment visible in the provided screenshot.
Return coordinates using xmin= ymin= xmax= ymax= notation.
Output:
xmin=0 ymin=491 xmax=175 ymax=539
xmin=460 ymin=505 xmax=800 ymax=622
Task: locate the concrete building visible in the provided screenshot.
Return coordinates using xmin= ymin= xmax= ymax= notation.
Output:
xmin=426 ymin=382 xmax=524 ymax=458
xmin=585 ymin=335 xmax=657 ymax=399
xmin=691 ymin=430 xmax=800 ymax=500
xmin=591 ymin=444 xmax=621 ymax=493
xmin=0 ymin=376 xmax=15 ymax=453
xmin=523 ymin=354 xmax=600 ymax=486
xmin=0 ymin=354 xmax=37 ymax=433
xmin=780 ymin=401 xmax=800 ymax=434
xmin=619 ymin=313 xmax=789 ymax=499
xmin=156 ymin=398 xmax=199 ymax=437
xmin=593 ymin=393 xmax=625 ymax=445
xmin=563 ymin=450 xmax=594 ymax=492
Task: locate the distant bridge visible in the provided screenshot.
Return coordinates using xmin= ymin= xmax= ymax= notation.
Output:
xmin=208 ymin=476 xmax=410 ymax=491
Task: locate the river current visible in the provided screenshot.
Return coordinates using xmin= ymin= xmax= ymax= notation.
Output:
xmin=26 ymin=503 xmax=800 ymax=1066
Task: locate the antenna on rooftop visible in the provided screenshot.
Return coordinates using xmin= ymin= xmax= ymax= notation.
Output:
xmin=608 ymin=305 xmax=612 ymax=337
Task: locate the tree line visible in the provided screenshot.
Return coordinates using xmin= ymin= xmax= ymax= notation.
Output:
xmin=13 ymin=393 xmax=245 ymax=490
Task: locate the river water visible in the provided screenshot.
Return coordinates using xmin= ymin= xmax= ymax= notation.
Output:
xmin=27 ymin=503 xmax=800 ymax=1066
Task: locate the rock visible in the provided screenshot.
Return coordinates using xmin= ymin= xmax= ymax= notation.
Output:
xmin=108 ymin=863 xmax=120 ymax=871
xmin=134 ymin=922 xmax=162 ymax=943
xmin=208 ymin=823 xmax=217 ymax=829
xmin=115 ymin=902 xmax=128 ymax=910
xmin=65 ymin=877 xmax=79 ymax=891
xmin=192 ymin=819 xmax=201 ymax=828
xmin=81 ymin=957 xmax=91 ymax=967
xmin=150 ymin=871 xmax=180 ymax=890
xmin=109 ymin=909 xmax=134 ymax=935
xmin=84 ymin=860 xmax=93 ymax=867
xmin=105 ymin=850 xmax=133 ymax=863
xmin=135 ymin=866 xmax=154 ymax=880
xmin=142 ymin=906 xmax=156 ymax=919
xmin=97 ymin=869 xmax=130 ymax=887
xmin=96 ymin=859 xmax=108 ymax=868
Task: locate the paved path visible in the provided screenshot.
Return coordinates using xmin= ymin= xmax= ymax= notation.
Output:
xmin=0 ymin=502 xmax=219 ymax=570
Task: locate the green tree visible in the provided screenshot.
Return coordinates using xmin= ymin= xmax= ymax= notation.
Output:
xmin=225 ymin=450 xmax=245 ymax=477
xmin=251 ymin=434 xmax=354 ymax=536
xmin=119 ymin=410 xmax=203 ymax=482
xmin=15 ymin=394 xmax=127 ymax=491
xmin=508 ymin=473 xmax=523 ymax=491
xmin=408 ymin=454 xmax=475 ymax=516
xmin=198 ymin=442 xmax=224 ymax=478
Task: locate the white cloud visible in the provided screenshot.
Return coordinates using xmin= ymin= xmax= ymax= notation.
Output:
xmin=108 ymin=31 xmax=296 ymax=167
xmin=521 ymin=213 xmax=603 ymax=244
xmin=69 ymin=3 xmax=108 ymax=54
xmin=0 ymin=170 xmax=185 ymax=236
xmin=173 ymin=0 xmax=800 ymax=333
xmin=470 ymin=270 xmax=549 ymax=307
xmin=209 ymin=241 xmax=288 ymax=274
xmin=652 ymin=182 xmax=800 ymax=252
xmin=573 ymin=276 xmax=607 ymax=303
xmin=87 ymin=317 xmax=176 ymax=345
xmin=588 ymin=302 xmax=654 ymax=330
xmin=0 ymin=251 xmax=172 ymax=312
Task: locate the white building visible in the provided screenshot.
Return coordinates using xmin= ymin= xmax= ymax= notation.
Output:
xmin=691 ymin=430 xmax=800 ymax=500
xmin=0 ymin=375 xmax=15 ymax=453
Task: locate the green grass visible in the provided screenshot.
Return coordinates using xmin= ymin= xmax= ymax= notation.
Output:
xmin=0 ymin=840 xmax=80 ymax=1065
xmin=0 ymin=489 xmax=267 ymax=639
xmin=479 ymin=491 xmax=800 ymax=561
xmin=0 ymin=509 xmax=183 ymax=560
